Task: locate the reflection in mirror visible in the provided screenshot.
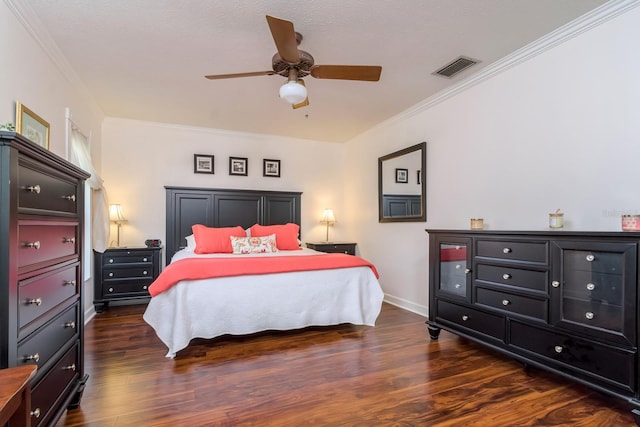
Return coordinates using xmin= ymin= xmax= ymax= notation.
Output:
xmin=378 ymin=142 xmax=426 ymax=222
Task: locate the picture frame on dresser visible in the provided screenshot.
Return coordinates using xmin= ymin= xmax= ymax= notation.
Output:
xmin=193 ymin=154 xmax=214 ymax=174
xmin=15 ymin=101 xmax=50 ymax=149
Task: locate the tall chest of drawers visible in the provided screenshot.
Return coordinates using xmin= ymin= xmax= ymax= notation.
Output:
xmin=0 ymin=131 xmax=89 ymax=426
xmin=427 ymin=229 xmax=640 ymax=422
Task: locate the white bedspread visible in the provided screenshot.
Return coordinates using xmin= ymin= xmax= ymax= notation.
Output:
xmin=142 ymin=248 xmax=384 ymax=357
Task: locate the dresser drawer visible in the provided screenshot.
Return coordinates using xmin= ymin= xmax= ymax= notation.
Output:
xmin=476 ymin=287 xmax=547 ymax=321
xmin=103 ymin=250 xmax=156 ymax=265
xmin=476 ymin=264 xmax=547 ymax=291
xmin=18 ymin=160 xmax=79 ymax=215
xmin=509 ymin=321 xmax=634 ymax=391
xmin=31 ymin=343 xmax=79 ymax=427
xmin=562 ymin=297 xmax=623 ymax=334
xmin=17 ymin=304 xmax=78 ymax=381
xmin=18 ymin=221 xmax=78 ymax=271
xmin=436 ymin=300 xmax=505 ymax=342
xmin=103 ymin=266 xmax=153 ymax=280
xmin=476 ymin=240 xmax=548 ymax=264
xmin=18 ymin=263 xmax=79 ymax=332
xmin=563 ymin=270 xmax=622 ymax=304
xmin=563 ymin=250 xmax=623 ymax=274
xmin=102 ymin=279 xmax=152 ymax=297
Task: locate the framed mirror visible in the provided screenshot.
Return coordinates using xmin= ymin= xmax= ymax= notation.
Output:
xmin=378 ymin=142 xmax=426 ymax=222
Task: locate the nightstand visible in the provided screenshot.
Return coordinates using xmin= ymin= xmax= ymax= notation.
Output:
xmin=306 ymin=242 xmax=357 ymax=255
xmin=94 ymin=247 xmax=162 ymax=312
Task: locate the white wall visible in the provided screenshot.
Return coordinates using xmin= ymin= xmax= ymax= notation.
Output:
xmin=1 ymin=1 xmax=105 ymax=317
xmin=345 ymin=3 xmax=640 ymax=316
xmin=101 ymin=118 xmax=346 ymax=257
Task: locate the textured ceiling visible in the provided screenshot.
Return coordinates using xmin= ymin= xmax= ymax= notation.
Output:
xmin=18 ymin=0 xmax=608 ymax=142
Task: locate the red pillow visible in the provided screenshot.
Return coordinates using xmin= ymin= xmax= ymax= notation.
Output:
xmin=192 ymin=224 xmax=246 ymax=254
xmin=249 ymin=223 xmax=300 ymax=250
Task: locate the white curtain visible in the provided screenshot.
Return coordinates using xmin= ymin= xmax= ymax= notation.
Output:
xmin=70 ymin=128 xmax=110 ymax=252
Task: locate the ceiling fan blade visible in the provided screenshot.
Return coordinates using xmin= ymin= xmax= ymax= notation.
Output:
xmin=266 ymin=15 xmax=300 ymax=63
xmin=205 ymin=71 xmax=275 ymax=80
xmin=310 ymin=65 xmax=382 ymax=81
xmin=292 ymin=79 xmax=309 ymax=109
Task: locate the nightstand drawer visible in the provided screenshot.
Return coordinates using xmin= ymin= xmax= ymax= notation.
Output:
xmin=306 ymin=242 xmax=357 ymax=255
xmin=102 ymin=280 xmax=151 ymax=296
xmin=103 ymin=250 xmax=156 ymax=265
xmin=103 ymin=266 xmax=153 ymax=280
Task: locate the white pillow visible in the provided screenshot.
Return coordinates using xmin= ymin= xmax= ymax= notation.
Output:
xmin=230 ymin=234 xmax=278 ymax=254
xmin=185 ymin=234 xmax=196 ymax=251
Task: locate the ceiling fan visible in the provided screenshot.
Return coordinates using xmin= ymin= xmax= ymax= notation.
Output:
xmin=205 ymin=15 xmax=382 ymax=109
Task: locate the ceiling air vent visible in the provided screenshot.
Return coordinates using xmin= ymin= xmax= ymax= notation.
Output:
xmin=433 ymin=56 xmax=479 ymax=78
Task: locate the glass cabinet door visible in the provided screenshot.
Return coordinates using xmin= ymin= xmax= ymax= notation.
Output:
xmin=438 ymin=240 xmax=470 ymax=300
xmin=551 ymin=240 xmax=636 ymax=346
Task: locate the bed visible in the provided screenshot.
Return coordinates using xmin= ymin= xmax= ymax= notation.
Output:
xmin=142 ymin=187 xmax=384 ymax=358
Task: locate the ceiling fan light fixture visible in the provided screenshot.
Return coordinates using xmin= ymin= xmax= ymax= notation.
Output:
xmin=279 ymin=80 xmax=307 ymax=104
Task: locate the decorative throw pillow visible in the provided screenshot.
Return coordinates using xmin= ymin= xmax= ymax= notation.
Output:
xmin=230 ymin=234 xmax=278 ymax=254
xmin=192 ymin=224 xmax=246 ymax=254
xmin=249 ymin=223 xmax=300 ymax=250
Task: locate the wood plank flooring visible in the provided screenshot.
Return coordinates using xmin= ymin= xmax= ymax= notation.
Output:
xmin=57 ymin=303 xmax=636 ymax=426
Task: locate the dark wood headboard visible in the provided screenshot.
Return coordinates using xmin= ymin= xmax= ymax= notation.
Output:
xmin=165 ymin=187 xmax=302 ymax=260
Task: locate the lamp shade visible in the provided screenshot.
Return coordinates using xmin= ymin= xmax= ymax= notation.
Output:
xmin=320 ymin=208 xmax=336 ymax=224
xmin=109 ymin=204 xmax=127 ymax=223
xmin=279 ymin=80 xmax=308 ymax=104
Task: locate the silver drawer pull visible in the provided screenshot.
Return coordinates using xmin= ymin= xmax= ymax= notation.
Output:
xmin=62 ymin=363 xmax=76 ymax=371
xmin=551 ymin=280 xmax=560 ymax=288
xmin=143 ymin=285 xmax=148 ymax=290
xmin=464 ymin=268 xmax=471 ymax=274
xmin=554 ymin=346 xmax=563 ymax=353
xmin=108 ymin=258 xmax=114 ymax=263
xmin=64 ymin=321 xmax=76 ymax=329
xmin=586 ymin=254 xmax=595 ymax=262
xmin=64 ymin=194 xmax=76 ymax=201
xmin=502 ymin=299 xmax=511 ymax=306
xmin=64 ymin=280 xmax=76 ymax=286
xmin=585 ymin=312 xmax=594 ymax=320
xmin=63 ymin=237 xmax=76 ymax=244
xmin=108 ymin=272 xmax=114 ymax=277
xmin=502 ymin=273 xmax=512 ymax=280
xmin=25 ymin=241 xmax=40 ymax=250
xmin=454 ymin=284 xmax=462 ymax=289
xmin=502 ymin=247 xmax=512 ymax=254
xmin=108 ymin=287 xmax=114 ymax=293
xmin=586 ymin=283 xmax=595 ymax=291
xmin=143 ymin=270 xmax=148 ymax=275
xmin=24 ymin=353 xmax=40 ymax=363
xmin=143 ymin=257 xmax=148 ymax=262
xmin=31 ymin=408 xmax=41 ymax=418
xmin=27 ymin=298 xmax=42 ymax=306
xmin=26 ymin=185 xmax=41 ymax=194
xmin=462 ymin=315 xmax=469 ymax=321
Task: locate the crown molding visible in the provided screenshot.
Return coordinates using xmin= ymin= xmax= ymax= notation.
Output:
xmin=357 ymin=0 xmax=640 ymax=140
xmin=5 ymin=0 xmax=98 ymax=111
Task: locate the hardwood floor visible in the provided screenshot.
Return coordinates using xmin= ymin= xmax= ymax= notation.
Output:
xmin=57 ymin=303 xmax=636 ymax=426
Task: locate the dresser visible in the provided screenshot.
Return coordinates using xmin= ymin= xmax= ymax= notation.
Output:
xmin=306 ymin=242 xmax=357 ymax=255
xmin=0 ymin=131 xmax=89 ymax=426
xmin=427 ymin=229 xmax=640 ymax=422
xmin=93 ymin=247 xmax=162 ymax=312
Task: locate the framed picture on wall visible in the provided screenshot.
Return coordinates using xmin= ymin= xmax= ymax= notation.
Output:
xmin=263 ymin=159 xmax=281 ymax=177
xmin=15 ymin=101 xmax=50 ymax=149
xmin=395 ymin=168 xmax=408 ymax=183
xmin=194 ymin=154 xmax=214 ymax=174
xmin=229 ymin=157 xmax=248 ymax=176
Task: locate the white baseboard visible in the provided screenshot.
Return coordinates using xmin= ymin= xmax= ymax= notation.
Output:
xmin=383 ymin=293 xmax=427 ymax=318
